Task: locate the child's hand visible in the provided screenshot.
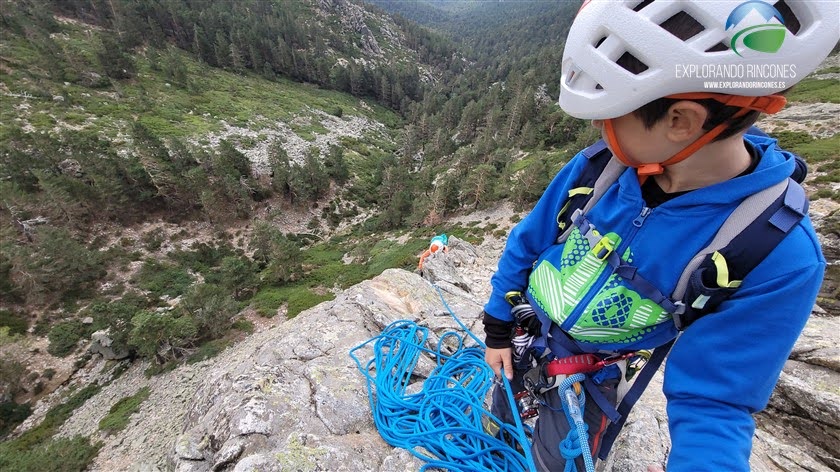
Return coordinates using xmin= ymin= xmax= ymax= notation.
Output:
xmin=485 ymin=347 xmax=513 ymax=380
xmin=647 ymin=465 xmax=665 ymax=472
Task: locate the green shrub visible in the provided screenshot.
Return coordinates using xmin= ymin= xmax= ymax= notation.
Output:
xmin=204 ymin=256 xmax=257 ymax=299
xmin=3 ymin=383 xmax=100 ymax=455
xmin=32 ymin=319 xmax=51 ymax=336
xmin=6 ymin=227 xmax=105 ymax=305
xmin=0 ymin=310 xmax=28 ymax=335
xmin=249 ymin=286 xmax=333 ymax=318
xmin=47 ymin=320 xmax=86 ymax=357
xmin=0 ymin=401 xmax=31 ymax=438
xmin=134 ymin=260 xmax=193 ymax=298
xmin=365 ymin=238 xmax=428 ymax=277
xmin=773 ymin=130 xmax=813 ymax=150
xmin=128 ymin=311 xmax=197 ymax=362
xmin=250 ymin=287 xmax=285 ymax=317
xmin=789 ymin=134 xmax=840 ymax=163
xmin=785 ymin=78 xmax=840 ymax=103
xmin=179 ymin=284 xmax=238 ymax=340
xmin=98 ymin=387 xmax=150 ymax=435
xmin=0 ymin=435 xmax=101 ymax=472
xmin=286 ymin=290 xmax=333 ymax=318
xmin=186 ymin=339 xmax=229 ymax=364
xmin=231 ymin=318 xmax=254 ymax=333
xmin=169 ymin=242 xmax=235 ymax=274
xmin=141 ymin=229 xmax=166 ymax=251
xmin=86 ymin=300 xmax=139 ymax=357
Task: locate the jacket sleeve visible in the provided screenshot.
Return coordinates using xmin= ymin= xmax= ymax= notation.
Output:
xmin=483 ymin=152 xmax=592 ymax=322
xmin=663 ymin=230 xmax=825 ymax=471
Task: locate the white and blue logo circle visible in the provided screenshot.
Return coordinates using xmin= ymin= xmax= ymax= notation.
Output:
xmin=725 ymin=1 xmax=786 ymax=57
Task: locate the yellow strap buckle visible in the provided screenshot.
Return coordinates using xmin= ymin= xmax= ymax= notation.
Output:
xmin=591 ymin=237 xmax=615 ymax=261
xmin=711 ymin=251 xmax=742 ymax=288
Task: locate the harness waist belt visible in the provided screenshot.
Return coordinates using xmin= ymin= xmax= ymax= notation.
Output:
xmin=544 ymin=352 xmax=635 ymax=377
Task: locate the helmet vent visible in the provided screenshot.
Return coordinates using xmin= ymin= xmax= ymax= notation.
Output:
xmin=594 ymin=36 xmax=607 ymax=48
xmin=617 ymin=52 xmax=649 ymax=75
xmin=773 ymin=1 xmax=801 ymax=34
xmin=659 ymin=11 xmax=705 ymax=41
xmin=705 ymin=42 xmax=730 ymax=53
xmin=631 ymin=0 xmax=655 ymax=13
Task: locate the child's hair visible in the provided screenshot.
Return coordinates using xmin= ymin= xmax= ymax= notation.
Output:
xmin=617 ymin=2 xmax=802 ymax=141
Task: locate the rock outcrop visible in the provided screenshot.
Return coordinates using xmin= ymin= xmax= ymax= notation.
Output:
xmin=168 ymin=239 xmax=488 ymax=471
xmin=48 ymin=234 xmax=837 ymax=471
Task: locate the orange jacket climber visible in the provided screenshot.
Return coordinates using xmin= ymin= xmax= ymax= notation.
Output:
xmin=418 ymin=234 xmax=449 ymax=269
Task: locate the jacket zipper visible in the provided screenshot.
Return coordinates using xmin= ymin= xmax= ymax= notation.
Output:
xmin=618 ymin=206 xmax=652 ymax=254
xmin=633 ymin=206 xmax=652 ymax=228
xmin=559 ymin=206 xmax=653 ymax=332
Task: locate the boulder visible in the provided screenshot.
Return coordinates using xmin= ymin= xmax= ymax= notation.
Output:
xmin=89 ymin=329 xmax=130 ymax=360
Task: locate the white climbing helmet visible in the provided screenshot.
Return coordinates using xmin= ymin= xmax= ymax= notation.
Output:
xmin=559 ymin=0 xmax=840 ymax=119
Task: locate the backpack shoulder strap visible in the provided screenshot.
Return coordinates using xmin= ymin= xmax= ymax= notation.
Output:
xmin=672 ymin=178 xmax=808 ymax=330
xmin=555 ymin=140 xmax=625 ymax=243
xmin=599 ymin=178 xmax=807 ymax=459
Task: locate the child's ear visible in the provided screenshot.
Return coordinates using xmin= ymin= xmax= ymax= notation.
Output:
xmin=666 ymin=101 xmax=708 ymax=142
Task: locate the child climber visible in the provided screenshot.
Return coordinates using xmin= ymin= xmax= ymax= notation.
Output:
xmin=483 ymin=1 xmax=838 ymax=471
xmin=418 ymin=234 xmax=449 ymax=269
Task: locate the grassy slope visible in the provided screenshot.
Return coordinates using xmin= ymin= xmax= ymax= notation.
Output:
xmin=0 ymin=19 xmax=401 ymax=143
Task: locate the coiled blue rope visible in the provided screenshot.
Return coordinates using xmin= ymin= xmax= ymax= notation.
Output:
xmin=349 ymin=283 xmax=537 ymax=472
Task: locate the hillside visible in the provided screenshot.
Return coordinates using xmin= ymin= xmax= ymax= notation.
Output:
xmin=0 ymin=0 xmax=839 ymax=470
xmin=0 ymin=5 xmax=502 ymax=466
xmin=9 ymin=231 xmax=836 ymax=471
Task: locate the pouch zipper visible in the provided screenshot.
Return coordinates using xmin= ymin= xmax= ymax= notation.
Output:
xmin=559 ymin=206 xmax=654 ymax=332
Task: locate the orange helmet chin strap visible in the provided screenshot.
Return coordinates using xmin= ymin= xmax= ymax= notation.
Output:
xmin=603 ymin=93 xmax=786 ymax=184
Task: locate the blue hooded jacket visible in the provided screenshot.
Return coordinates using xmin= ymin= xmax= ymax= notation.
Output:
xmin=485 ymin=134 xmax=825 ymax=470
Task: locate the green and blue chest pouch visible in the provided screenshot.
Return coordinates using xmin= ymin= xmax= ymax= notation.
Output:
xmin=527 ymin=224 xmax=674 ymax=350
xmin=525 ymin=132 xmax=809 ymax=354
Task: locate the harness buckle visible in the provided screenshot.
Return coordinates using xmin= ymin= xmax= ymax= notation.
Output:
xmin=523 ymin=357 xmax=565 ymax=395
xmin=671 ymin=301 xmax=688 ymax=331
xmin=592 ymin=236 xmax=615 ymax=261
xmin=600 ymin=352 xmax=635 ymax=367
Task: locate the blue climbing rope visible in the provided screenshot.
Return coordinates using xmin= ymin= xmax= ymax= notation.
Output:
xmin=349 ymin=283 xmax=537 ymax=472
xmin=556 ymin=373 xmax=595 ymax=472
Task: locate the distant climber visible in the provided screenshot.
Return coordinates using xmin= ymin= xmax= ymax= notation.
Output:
xmin=418 ymin=234 xmax=448 ymax=270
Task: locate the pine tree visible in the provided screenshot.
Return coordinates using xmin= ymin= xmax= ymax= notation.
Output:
xmin=213 ymin=30 xmax=230 ymax=68
xmin=462 ymin=164 xmax=497 ymax=209
xmin=325 ymin=146 xmax=350 ymax=185
xmin=97 ymin=33 xmax=135 ymax=79
xmin=179 ymin=284 xmax=238 ymax=340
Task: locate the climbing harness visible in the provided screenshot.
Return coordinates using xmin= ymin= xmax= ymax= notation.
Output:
xmin=349 ymin=283 xmax=536 ymax=472
xmin=537 ymin=126 xmax=809 ymax=459
xmin=504 ymin=289 xmax=605 ymax=471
